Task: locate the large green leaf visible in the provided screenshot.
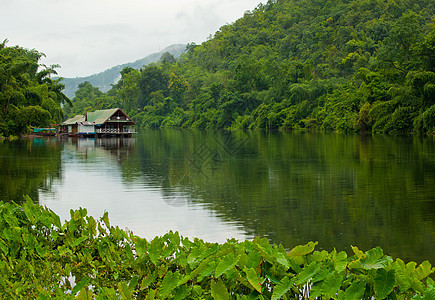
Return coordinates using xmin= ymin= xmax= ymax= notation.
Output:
xmin=148 ymin=237 xmax=162 ymax=265
xmin=393 ymin=259 xmax=413 ymax=292
xmin=245 ymin=267 xmax=262 ymax=294
xmin=159 ymin=271 xmax=181 ymax=298
xmin=344 ymin=281 xmax=366 ymax=300
xmin=374 ymin=269 xmax=396 ymax=299
xmin=246 ymin=249 xmax=262 ymax=269
xmin=23 ymin=200 xmax=36 ymax=223
xmin=295 ymin=262 xmax=321 ymax=285
xmin=332 ymin=251 xmax=348 ymax=273
xmin=320 ymin=272 xmax=344 ymax=298
xmin=271 ymin=276 xmax=295 ymax=300
xmin=211 ymin=279 xmax=230 ymax=300
xmin=187 ymin=243 xmax=219 ymax=268
xmin=179 ymin=256 xmax=215 ymax=285
xmin=273 ymin=249 xmax=290 ymax=269
xmin=215 ymin=253 xmax=241 ymax=278
xmin=288 ymin=241 xmax=318 ymax=257
xmin=349 ymin=246 xmax=393 ymax=270
xmin=414 ymin=261 xmax=434 ymax=280
xmin=311 ymin=267 xmax=330 ymax=284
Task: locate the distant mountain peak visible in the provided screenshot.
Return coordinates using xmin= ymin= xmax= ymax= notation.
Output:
xmin=60 ymin=44 xmax=186 ymax=99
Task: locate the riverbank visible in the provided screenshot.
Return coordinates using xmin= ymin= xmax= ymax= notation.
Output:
xmin=0 ymin=135 xmax=19 ymax=141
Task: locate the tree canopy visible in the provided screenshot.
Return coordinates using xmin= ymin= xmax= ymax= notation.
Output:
xmin=68 ymin=0 xmax=434 ymax=134
xmin=0 ymin=39 xmax=70 ymax=137
xmin=11 ymin=0 xmax=435 ymax=135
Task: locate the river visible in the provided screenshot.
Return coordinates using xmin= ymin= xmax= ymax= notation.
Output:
xmin=1 ymin=130 xmax=434 ymax=264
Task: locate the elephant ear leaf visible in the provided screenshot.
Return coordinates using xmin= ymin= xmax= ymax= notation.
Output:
xmin=288 ymin=241 xmax=318 ymax=257
xmin=211 ymin=279 xmax=230 ymax=300
xmin=374 ymin=269 xmax=396 ymax=299
xmin=215 ymin=253 xmax=240 ymax=278
xmin=414 ymin=261 xmax=434 ymax=280
xmin=350 ymin=247 xmax=393 ymax=270
xmin=295 ymin=262 xmax=321 ymax=285
xmin=159 ymin=271 xmax=180 ymax=299
xmin=245 ymin=267 xmax=262 ymax=294
xmin=271 ymin=276 xmax=295 ymax=300
xmin=344 ymin=281 xmax=366 ymax=300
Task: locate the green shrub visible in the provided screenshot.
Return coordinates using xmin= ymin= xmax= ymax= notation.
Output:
xmin=383 ymin=107 xmax=417 ymax=134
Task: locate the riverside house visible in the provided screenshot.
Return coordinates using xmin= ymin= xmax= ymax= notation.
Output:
xmin=60 ymin=108 xmax=136 ymax=137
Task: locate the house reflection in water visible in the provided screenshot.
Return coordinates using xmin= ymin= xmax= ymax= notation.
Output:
xmin=64 ymin=137 xmax=136 ymax=163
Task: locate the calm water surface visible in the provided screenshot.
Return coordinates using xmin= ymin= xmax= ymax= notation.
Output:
xmin=1 ymin=130 xmax=434 ymax=263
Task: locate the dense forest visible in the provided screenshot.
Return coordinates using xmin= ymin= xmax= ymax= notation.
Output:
xmin=64 ymin=0 xmax=434 ymax=135
xmin=0 ymin=40 xmax=70 ymax=137
xmin=2 ymin=0 xmax=435 ymax=136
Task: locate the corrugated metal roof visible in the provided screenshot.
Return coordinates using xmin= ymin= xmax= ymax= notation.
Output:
xmin=61 ymin=109 xmax=135 ymax=126
xmin=86 ymin=108 xmax=135 ymax=125
xmin=86 ymin=108 xmax=119 ymax=125
xmin=78 ymin=121 xmax=96 ymax=126
xmin=61 ymin=115 xmax=85 ymax=125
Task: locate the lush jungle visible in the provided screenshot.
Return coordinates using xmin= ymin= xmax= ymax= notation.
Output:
xmin=64 ymin=0 xmax=435 ymax=135
xmin=1 ymin=0 xmax=434 ymax=137
xmin=0 ymin=40 xmax=71 ymax=137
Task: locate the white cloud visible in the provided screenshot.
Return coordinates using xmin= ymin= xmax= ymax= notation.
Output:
xmin=2 ymin=0 xmax=262 ymax=77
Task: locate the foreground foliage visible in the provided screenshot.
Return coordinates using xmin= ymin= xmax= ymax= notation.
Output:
xmin=1 ymin=200 xmax=434 ymax=299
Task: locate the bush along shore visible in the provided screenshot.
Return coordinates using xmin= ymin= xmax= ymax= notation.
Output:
xmin=1 ymin=199 xmax=434 ymax=299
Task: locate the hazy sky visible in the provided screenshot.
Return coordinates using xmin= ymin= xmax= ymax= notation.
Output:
xmin=2 ymin=0 xmax=262 ymax=78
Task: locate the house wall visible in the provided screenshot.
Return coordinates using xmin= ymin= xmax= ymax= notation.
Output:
xmin=78 ymin=124 xmax=95 ymax=134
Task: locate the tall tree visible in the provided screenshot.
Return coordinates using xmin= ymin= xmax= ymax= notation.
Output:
xmin=0 ymin=40 xmax=69 ymax=136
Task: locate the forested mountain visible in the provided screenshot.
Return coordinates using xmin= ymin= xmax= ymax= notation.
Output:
xmin=0 ymin=40 xmax=70 ymax=137
xmin=69 ymin=0 xmax=433 ymax=134
xmin=60 ymin=44 xmax=186 ymax=99
xmin=9 ymin=0 xmax=433 ymax=135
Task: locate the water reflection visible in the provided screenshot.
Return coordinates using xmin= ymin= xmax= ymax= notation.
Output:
xmin=0 ymin=138 xmax=62 ymax=203
xmin=1 ymin=132 xmax=434 ymax=264
xmin=39 ymin=136 xmax=249 ymax=243
xmin=126 ymin=130 xmax=435 ymax=263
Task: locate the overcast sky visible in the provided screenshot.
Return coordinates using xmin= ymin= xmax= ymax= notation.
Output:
xmin=2 ymin=0 xmax=262 ymax=78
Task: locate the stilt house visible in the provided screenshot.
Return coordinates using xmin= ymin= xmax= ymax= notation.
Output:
xmin=60 ymin=108 xmax=136 ymax=137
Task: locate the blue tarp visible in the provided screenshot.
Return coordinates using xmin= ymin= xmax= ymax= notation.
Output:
xmin=32 ymin=128 xmax=56 ymax=133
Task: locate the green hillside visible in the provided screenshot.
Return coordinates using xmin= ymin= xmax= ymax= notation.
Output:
xmin=69 ymin=0 xmax=435 ymax=134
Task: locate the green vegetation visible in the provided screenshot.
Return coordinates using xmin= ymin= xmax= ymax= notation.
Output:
xmin=2 ymin=0 xmax=433 ymax=135
xmin=1 ymin=200 xmax=434 ymax=298
xmin=0 ymin=39 xmax=70 ymax=137
xmin=66 ymin=0 xmax=434 ymax=134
